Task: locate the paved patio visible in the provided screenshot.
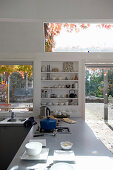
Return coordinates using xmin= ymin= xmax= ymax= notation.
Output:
xmin=85 ymin=103 xmax=113 ymax=154
xmin=85 ymin=103 xmax=113 ymax=120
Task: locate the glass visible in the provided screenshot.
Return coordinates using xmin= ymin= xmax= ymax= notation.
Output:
xmin=0 ymin=65 xmax=33 ymax=113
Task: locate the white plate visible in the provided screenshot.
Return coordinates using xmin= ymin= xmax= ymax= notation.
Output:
xmin=50 ymin=162 xmax=74 ymax=170
xmin=29 ymin=139 xmax=46 ymax=147
xmin=53 ymin=150 xmax=75 ymax=162
xmin=20 ymin=148 xmax=49 ymax=160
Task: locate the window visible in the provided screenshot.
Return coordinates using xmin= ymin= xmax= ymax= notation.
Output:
xmin=44 ymin=23 xmax=113 ymax=52
xmin=0 ymin=62 xmax=33 ymax=112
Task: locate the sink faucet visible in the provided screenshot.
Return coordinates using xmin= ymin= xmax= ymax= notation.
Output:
xmin=9 ymin=110 xmax=15 ymax=119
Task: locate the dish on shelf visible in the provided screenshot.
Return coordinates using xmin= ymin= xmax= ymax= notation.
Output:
xmin=41 ymin=77 xmax=46 ymax=80
xmin=66 ymin=84 xmax=71 ymax=88
xmin=51 ymin=94 xmax=57 ymax=98
xmin=41 ymin=65 xmax=46 ymax=72
xmin=51 ymin=68 xmax=59 ymax=72
xmin=58 ymin=85 xmax=62 ymax=88
xmin=65 ymin=102 xmax=68 ymax=105
xmin=58 ymin=77 xmax=63 ymax=80
xmin=54 ymin=103 xmax=59 ymax=106
xmin=60 ymin=103 xmax=64 ymax=106
xmin=52 ymin=77 xmax=56 ymax=80
xmin=41 ymin=103 xmax=47 ymax=106
xmin=48 ymin=102 xmax=52 ymax=106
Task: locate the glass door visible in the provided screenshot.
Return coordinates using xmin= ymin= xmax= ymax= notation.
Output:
xmin=85 ymin=64 xmax=113 ymax=123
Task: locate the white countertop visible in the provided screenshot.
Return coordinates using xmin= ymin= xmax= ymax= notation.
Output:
xmin=7 ymin=118 xmax=113 ymax=170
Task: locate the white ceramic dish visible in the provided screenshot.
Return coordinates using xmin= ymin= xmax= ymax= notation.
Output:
xmin=50 ymin=162 xmax=74 ymax=170
xmin=52 ymin=77 xmax=56 ymax=80
xmin=48 ymin=102 xmax=52 ymax=106
xmin=58 ymin=77 xmax=63 ymax=80
xmin=60 ymin=141 xmax=73 ymax=150
xmin=53 ymin=150 xmax=75 ymax=162
xmin=60 ymin=103 xmax=64 ymax=106
xmin=41 ymin=77 xmax=46 ymax=80
xmin=25 ymin=142 xmax=42 ymax=156
xmin=20 ymin=148 xmax=49 ymax=160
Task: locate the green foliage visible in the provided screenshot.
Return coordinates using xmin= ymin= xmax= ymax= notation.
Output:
xmin=10 ymin=72 xmax=23 ymax=87
xmin=86 ymin=69 xmax=104 ymax=97
xmin=86 ymin=68 xmax=113 ymax=98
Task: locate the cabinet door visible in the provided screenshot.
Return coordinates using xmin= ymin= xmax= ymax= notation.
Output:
xmin=0 ymin=126 xmax=30 ymax=170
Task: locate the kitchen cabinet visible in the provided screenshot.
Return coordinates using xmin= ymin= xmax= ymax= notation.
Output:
xmin=41 ymin=61 xmax=79 ymax=115
xmin=0 ymin=126 xmax=30 ymax=170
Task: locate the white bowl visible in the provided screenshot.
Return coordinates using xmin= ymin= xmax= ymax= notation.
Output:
xmin=60 ymin=141 xmax=73 ymax=150
xmin=52 ymin=77 xmax=56 ymax=80
xmin=59 ymin=77 xmax=63 ymax=80
xmin=41 ymin=77 xmax=46 ymax=80
xmin=60 ymin=103 xmax=64 ymax=106
xmin=48 ymin=102 xmax=52 ymax=106
xmin=25 ymin=142 xmax=42 ymax=156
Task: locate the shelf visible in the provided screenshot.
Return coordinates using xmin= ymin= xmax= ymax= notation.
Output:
xmin=41 ymin=61 xmax=79 ymax=112
xmin=41 ymin=72 xmax=78 ymax=74
xmin=41 ymin=98 xmax=78 ymax=99
xmin=41 ymin=80 xmax=78 ymax=81
xmin=41 ymin=87 xmax=78 ymax=90
xmin=41 ymin=105 xmax=77 ymax=106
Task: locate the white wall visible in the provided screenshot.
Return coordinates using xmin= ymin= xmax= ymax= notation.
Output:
xmin=0 ymin=0 xmax=113 ymax=19
xmin=0 ymin=0 xmax=113 ymax=53
xmin=0 ymin=0 xmax=113 ymax=118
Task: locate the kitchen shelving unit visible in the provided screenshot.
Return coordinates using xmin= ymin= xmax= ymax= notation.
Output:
xmin=40 ymin=61 xmax=79 ymax=114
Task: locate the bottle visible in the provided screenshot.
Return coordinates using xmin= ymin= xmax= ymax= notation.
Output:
xmin=47 ymin=65 xmax=50 ymax=72
xmin=45 ymin=90 xmax=48 ymax=98
xmin=75 ymin=74 xmax=78 ymax=80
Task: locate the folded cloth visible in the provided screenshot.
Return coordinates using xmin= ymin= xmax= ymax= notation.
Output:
xmin=24 ymin=117 xmax=37 ymax=127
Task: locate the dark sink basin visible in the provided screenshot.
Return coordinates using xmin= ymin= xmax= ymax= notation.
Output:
xmin=7 ymin=119 xmax=17 ymax=122
xmin=7 ymin=118 xmax=26 ymax=122
xmin=0 ymin=118 xmax=5 ymax=121
xmin=18 ymin=119 xmax=26 ymax=122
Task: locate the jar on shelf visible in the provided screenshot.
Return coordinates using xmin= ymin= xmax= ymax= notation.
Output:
xmin=41 ymin=65 xmax=46 ymax=72
xmin=74 ymin=74 xmax=78 ymax=80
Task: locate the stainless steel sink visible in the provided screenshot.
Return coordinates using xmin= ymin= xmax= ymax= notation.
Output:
xmin=0 ymin=118 xmax=5 ymax=121
xmin=7 ymin=118 xmax=26 ymax=122
xmin=18 ymin=118 xmax=26 ymax=122
xmin=7 ymin=118 xmax=17 ymax=122
xmin=0 ymin=117 xmax=27 ymax=124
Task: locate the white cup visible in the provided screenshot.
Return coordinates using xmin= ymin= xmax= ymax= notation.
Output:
xmin=65 ymin=102 xmax=68 ymax=105
xmin=47 ymin=94 xmax=50 ymax=98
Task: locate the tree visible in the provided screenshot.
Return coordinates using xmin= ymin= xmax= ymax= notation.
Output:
xmin=44 ymin=23 xmax=113 ymax=52
xmin=10 ymin=72 xmax=23 ymax=102
xmin=0 ymin=65 xmax=32 ymax=103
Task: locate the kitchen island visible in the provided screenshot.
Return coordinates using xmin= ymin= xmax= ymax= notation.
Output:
xmin=7 ymin=118 xmax=113 ymax=170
